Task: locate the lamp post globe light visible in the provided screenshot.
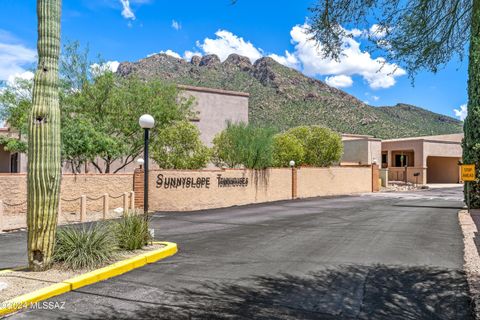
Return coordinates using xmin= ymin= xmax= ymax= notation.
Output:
xmin=139 ymin=114 xmax=155 ymax=215
xmin=136 ymin=158 xmax=144 ymax=168
xmin=289 ymin=160 xmax=295 ymax=167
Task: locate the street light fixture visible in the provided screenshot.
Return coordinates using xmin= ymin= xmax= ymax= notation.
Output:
xmin=289 ymin=160 xmax=296 ymax=168
xmin=136 ymin=158 xmax=144 ymax=169
xmin=139 ymin=114 xmax=155 ymax=215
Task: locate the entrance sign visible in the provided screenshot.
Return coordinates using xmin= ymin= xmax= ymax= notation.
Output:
xmin=461 ymin=164 xmax=476 ymax=181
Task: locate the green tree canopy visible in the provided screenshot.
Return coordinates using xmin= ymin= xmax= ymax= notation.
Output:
xmin=212 ymin=122 xmax=276 ymax=169
xmin=0 ymin=42 xmax=193 ymax=173
xmin=287 ymin=125 xmax=343 ymax=167
xmin=272 ymin=133 xmax=305 ymax=167
xmin=151 ymin=121 xmax=210 ymax=169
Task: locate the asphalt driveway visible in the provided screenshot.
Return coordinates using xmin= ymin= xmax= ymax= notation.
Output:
xmin=4 ymin=187 xmax=473 ymax=319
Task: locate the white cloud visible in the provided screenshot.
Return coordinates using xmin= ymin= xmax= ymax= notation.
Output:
xmin=147 ymin=50 xmax=182 ymax=59
xmin=0 ymin=42 xmax=36 ymax=81
xmin=454 ymin=104 xmax=467 ymax=121
xmin=197 ymin=30 xmax=263 ymax=63
xmin=183 ymin=50 xmax=202 ymax=60
xmin=286 ymin=23 xmax=406 ymax=89
xmin=269 ymin=51 xmax=299 ymax=69
xmin=120 ymin=0 xmax=135 ymax=20
xmin=325 ymin=75 xmax=353 ymax=88
xmin=149 ymin=23 xmax=405 ymax=90
xmin=372 ymin=95 xmax=380 ymax=101
xmin=369 ymin=24 xmax=388 ymax=39
xmin=6 ymin=70 xmax=34 ymax=86
xmin=90 ymin=61 xmax=120 ymax=76
xmin=171 ymin=20 xmax=181 ymax=31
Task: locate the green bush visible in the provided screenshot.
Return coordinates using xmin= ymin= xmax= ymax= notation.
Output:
xmin=151 ymin=121 xmax=210 ymax=169
xmin=54 ymin=224 xmax=116 ymax=270
xmin=287 ymin=125 xmax=343 ymax=167
xmin=272 ymin=133 xmax=305 ymax=167
xmin=114 ymin=213 xmax=151 ymax=251
xmin=212 ymin=122 xmax=275 ymax=169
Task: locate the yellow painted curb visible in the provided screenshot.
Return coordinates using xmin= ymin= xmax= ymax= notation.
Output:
xmin=0 ymin=241 xmax=178 ymax=317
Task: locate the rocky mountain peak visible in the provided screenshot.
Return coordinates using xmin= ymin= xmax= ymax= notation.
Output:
xmin=222 ymin=54 xmax=252 ymax=71
xmin=199 ymin=54 xmax=221 ymax=67
xmin=190 ymin=55 xmax=202 ymax=66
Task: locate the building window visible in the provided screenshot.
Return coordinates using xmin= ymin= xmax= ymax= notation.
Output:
xmin=395 ymin=154 xmax=408 ymax=167
xmin=382 ymin=154 xmax=387 ymax=165
xmin=10 ymin=153 xmax=18 ymax=173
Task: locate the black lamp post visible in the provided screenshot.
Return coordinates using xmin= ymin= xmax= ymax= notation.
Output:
xmin=139 ymin=114 xmax=155 ymax=215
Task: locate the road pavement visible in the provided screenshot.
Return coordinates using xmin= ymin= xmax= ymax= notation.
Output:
xmin=3 ymin=186 xmax=473 ymax=319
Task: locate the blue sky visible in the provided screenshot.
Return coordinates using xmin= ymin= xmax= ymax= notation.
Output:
xmin=0 ymin=0 xmax=469 ymax=120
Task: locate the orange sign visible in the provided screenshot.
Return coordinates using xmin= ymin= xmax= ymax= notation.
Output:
xmin=461 ymin=164 xmax=476 ymax=181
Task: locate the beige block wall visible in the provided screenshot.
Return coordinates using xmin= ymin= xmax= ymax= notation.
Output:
xmin=0 ymin=174 xmax=133 ymax=215
xmin=296 ymin=167 xmax=372 ymax=198
xmin=148 ymin=168 xmax=292 ymax=211
xmin=148 ymin=167 xmax=373 ymax=212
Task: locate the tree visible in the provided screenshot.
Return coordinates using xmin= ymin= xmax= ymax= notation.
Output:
xmin=151 ymin=121 xmax=210 ymax=169
xmin=287 ymin=125 xmax=343 ymax=167
xmin=309 ymin=0 xmax=479 ymax=205
xmin=212 ymin=122 xmax=275 ymax=169
xmin=27 ymin=0 xmax=62 ymax=271
xmin=1 ymin=43 xmax=193 ymax=173
xmin=272 ymin=133 xmax=305 ymax=167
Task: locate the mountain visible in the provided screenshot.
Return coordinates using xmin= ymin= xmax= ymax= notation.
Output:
xmin=117 ymin=53 xmax=463 ymax=139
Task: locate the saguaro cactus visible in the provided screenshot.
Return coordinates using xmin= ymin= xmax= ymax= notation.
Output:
xmin=27 ymin=0 xmax=62 ymax=271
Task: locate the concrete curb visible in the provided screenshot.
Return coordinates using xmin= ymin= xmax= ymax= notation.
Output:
xmin=0 ymin=241 xmax=177 ymax=317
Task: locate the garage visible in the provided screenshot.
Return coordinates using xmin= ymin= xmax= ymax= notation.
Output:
xmin=426 ymin=156 xmax=460 ymax=184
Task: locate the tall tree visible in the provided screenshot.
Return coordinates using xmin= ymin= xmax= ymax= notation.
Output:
xmin=27 ymin=0 xmax=62 ymax=270
xmin=309 ymin=0 xmax=479 ymax=206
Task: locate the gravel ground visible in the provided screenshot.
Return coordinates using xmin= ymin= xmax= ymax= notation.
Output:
xmin=459 ymin=209 xmax=480 ymax=318
xmin=0 ymin=243 xmax=164 ymax=303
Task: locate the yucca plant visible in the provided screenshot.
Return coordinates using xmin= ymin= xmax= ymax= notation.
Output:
xmin=114 ymin=212 xmax=152 ymax=251
xmin=54 ymin=224 xmax=116 ymax=270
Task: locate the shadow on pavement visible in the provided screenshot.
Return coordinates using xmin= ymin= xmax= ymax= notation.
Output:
xmin=60 ymin=264 xmax=473 ymax=320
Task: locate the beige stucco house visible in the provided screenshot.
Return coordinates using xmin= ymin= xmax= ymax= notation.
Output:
xmin=381 ymin=133 xmax=463 ymax=184
xmin=341 ymin=134 xmax=382 ymax=165
xmin=0 ymin=85 xmax=249 ymax=173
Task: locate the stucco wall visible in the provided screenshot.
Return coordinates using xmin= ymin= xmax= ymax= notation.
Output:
xmin=0 ymin=174 xmax=133 ymax=216
xmin=147 ymin=166 xmax=372 ymax=211
xmin=342 ymin=139 xmax=369 ymax=164
xmin=388 ymin=167 xmax=426 ymax=184
xmin=426 ymin=157 xmax=460 ymax=183
xmin=382 ymin=140 xmax=424 ymax=167
xmin=341 ymin=138 xmax=381 ymax=165
xmin=181 ymin=86 xmax=249 ymax=146
xmin=296 ymin=167 xmax=372 ymax=198
xmin=148 ymin=168 xmax=291 ymax=211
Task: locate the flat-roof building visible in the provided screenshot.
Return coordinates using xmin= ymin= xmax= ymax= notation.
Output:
xmin=381 ymin=133 xmax=463 ymax=184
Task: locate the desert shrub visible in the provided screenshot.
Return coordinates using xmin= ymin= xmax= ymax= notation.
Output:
xmin=287 ymin=125 xmax=343 ymax=167
xmin=272 ymin=133 xmax=305 ymax=167
xmin=54 ymin=224 xmax=116 ymax=270
xmin=212 ymin=122 xmax=275 ymax=169
xmin=151 ymin=121 xmax=211 ymax=169
xmin=114 ymin=212 xmax=151 ymax=250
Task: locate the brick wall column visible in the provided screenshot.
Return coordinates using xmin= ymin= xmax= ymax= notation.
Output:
xmin=133 ymin=168 xmax=144 ymax=209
